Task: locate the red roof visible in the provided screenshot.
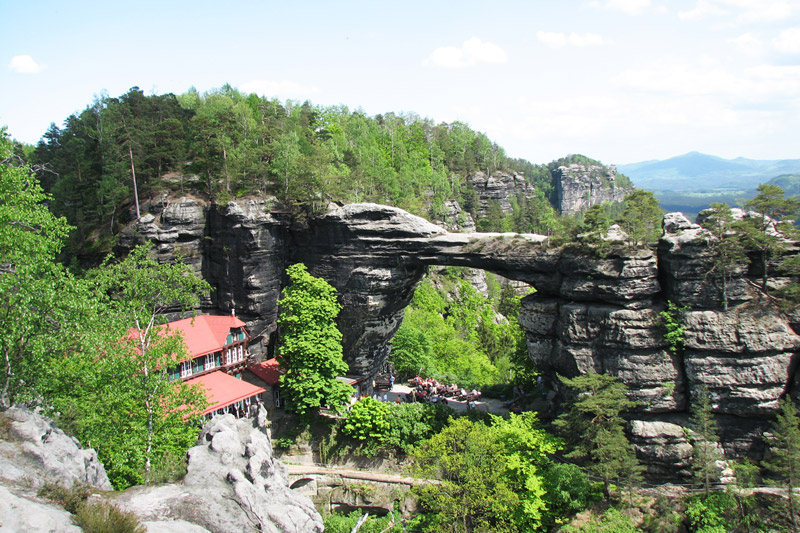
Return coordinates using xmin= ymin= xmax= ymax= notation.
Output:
xmin=185 ymin=370 xmax=265 ymax=415
xmin=248 ymin=358 xmax=282 ymax=386
xmin=163 ymin=315 xmax=248 ymax=362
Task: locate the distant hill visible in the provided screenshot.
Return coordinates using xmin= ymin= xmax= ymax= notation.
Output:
xmin=768 ymin=174 xmax=800 ymax=198
xmin=618 ymin=152 xmax=800 ymax=191
xmin=618 ymin=153 xmax=800 ymax=220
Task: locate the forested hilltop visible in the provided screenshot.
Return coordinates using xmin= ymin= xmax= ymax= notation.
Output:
xmin=24 ymin=85 xmax=630 ymax=263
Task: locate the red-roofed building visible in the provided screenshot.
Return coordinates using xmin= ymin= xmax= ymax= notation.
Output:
xmin=185 ymin=371 xmax=266 ymax=416
xmin=160 ymin=314 xmax=266 ymax=417
xmin=163 ymin=314 xmax=250 ymax=381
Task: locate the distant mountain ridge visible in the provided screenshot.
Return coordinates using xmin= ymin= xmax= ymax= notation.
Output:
xmin=618 ymin=152 xmax=800 ymax=191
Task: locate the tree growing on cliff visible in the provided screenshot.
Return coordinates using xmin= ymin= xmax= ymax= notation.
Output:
xmin=737 ymin=184 xmax=800 ymax=293
xmin=554 ymin=372 xmax=643 ymax=501
xmin=700 ymin=203 xmax=746 ymax=311
xmin=763 ymin=397 xmax=800 ymax=532
xmin=276 ymin=263 xmax=352 ymax=417
xmin=689 ymin=386 xmax=723 ymax=498
xmin=617 ymin=190 xmax=663 ymax=246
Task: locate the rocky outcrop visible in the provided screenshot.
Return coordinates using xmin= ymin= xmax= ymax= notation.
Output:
xmin=110 ymin=407 xmax=323 ymax=533
xmin=467 ymin=170 xmax=536 ymax=218
xmin=0 ymin=407 xmax=112 ymax=532
xmin=553 ymin=163 xmax=633 ymax=215
xmin=126 ymin=199 xmax=800 ymax=474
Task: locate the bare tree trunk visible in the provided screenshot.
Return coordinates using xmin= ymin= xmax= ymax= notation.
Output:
xmin=129 ymin=144 xmax=141 ymax=220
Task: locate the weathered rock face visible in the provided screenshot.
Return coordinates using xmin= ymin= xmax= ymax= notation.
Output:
xmin=0 ymin=407 xmax=112 ymax=532
xmin=127 ymin=199 xmax=800 ymax=474
xmin=553 ymin=163 xmax=633 ymax=215
xmin=111 ymin=408 xmax=323 ymax=533
xmin=467 ymin=170 xmax=536 ymax=217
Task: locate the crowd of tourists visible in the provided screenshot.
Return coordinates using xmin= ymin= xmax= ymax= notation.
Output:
xmin=404 ymin=376 xmax=482 ymax=406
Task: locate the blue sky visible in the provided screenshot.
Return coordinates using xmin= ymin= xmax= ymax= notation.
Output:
xmin=2 ymin=0 xmax=799 ymax=165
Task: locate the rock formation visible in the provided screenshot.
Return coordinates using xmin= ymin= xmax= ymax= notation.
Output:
xmin=467 ymin=170 xmax=536 ymax=218
xmin=111 ymin=407 xmax=323 ymax=532
xmin=0 ymin=406 xmax=322 ymax=532
xmin=553 ymin=162 xmax=633 ymax=215
xmin=123 ymin=198 xmax=800 ymax=474
xmin=0 ymin=407 xmax=112 ymax=532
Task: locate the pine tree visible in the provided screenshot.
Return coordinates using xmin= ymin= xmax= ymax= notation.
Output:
xmin=690 ymin=387 xmax=723 ymax=498
xmin=554 ymin=372 xmax=643 ymax=501
xmin=763 ymin=397 xmax=800 ymax=532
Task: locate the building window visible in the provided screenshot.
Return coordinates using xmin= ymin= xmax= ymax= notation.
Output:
xmin=206 ymin=353 xmax=216 ymax=370
xmin=169 ymin=367 xmax=180 ymax=381
xmin=193 ymin=357 xmax=204 ymax=374
xmin=180 ymin=361 xmax=192 ymax=378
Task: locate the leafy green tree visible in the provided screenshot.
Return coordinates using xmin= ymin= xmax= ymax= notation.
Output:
xmin=763 ymin=397 xmax=800 ymax=532
xmin=660 ymin=300 xmax=688 ymax=354
xmin=617 ymin=189 xmax=663 ymax=246
xmin=276 ymin=263 xmax=352 ymax=417
xmin=738 ymin=184 xmax=800 ymax=292
xmin=689 ymin=387 xmax=722 ymax=498
xmin=554 ymin=372 xmax=642 ymax=501
xmin=700 ymin=203 xmax=747 ymax=311
xmin=343 ymin=396 xmax=391 ymax=445
xmin=411 ymin=413 xmax=560 ymax=532
xmin=385 ymin=402 xmax=452 ymax=453
xmin=84 ymin=244 xmax=210 ymax=479
xmin=0 ymin=129 xmax=73 ymax=407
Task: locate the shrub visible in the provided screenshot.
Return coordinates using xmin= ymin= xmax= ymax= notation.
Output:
xmin=37 ymin=482 xmax=91 ymax=514
xmin=343 ymin=397 xmax=391 ymax=445
xmin=74 ymin=501 xmax=146 ymax=533
xmin=385 ymin=402 xmax=453 ymax=453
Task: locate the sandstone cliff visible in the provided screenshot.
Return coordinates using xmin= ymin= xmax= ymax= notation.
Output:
xmin=122 ymin=199 xmax=799 ymax=475
xmin=553 ymin=162 xmax=633 ymax=215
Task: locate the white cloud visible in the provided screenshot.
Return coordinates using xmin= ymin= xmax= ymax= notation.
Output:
xmin=537 ymin=31 xmax=567 ymax=48
xmin=773 ymin=28 xmax=800 ymax=54
xmin=678 ymin=0 xmax=795 ymax=23
xmin=678 ymin=0 xmax=729 ymax=21
xmin=422 ymin=37 xmax=508 ymax=68
xmin=537 ymin=31 xmax=606 ymax=48
xmin=240 ymin=80 xmax=321 ymax=99
xmin=727 ymin=32 xmax=765 ymax=55
xmin=8 ymin=54 xmax=45 ymax=74
xmin=590 ymin=0 xmax=652 ymax=15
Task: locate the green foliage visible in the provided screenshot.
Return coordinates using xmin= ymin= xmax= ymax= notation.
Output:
xmin=385 ymin=401 xmax=453 ymax=453
xmin=323 ymin=510 xmax=403 ymax=533
xmin=659 ymin=301 xmax=688 ymax=354
xmin=763 ymin=396 xmax=800 ymax=531
xmin=37 ymin=482 xmax=91 ymax=514
xmin=0 ymin=129 xmax=74 ymax=407
xmin=541 ymin=462 xmax=597 ymax=527
xmin=343 ymin=397 xmax=391 ymax=444
xmin=389 ymin=271 xmax=530 ymax=388
xmin=737 ymin=183 xmax=800 ymax=292
xmin=41 ymin=243 xmax=210 ymax=489
xmin=700 ymin=203 xmax=747 ymax=310
xmin=277 ymin=263 xmax=352 ymax=417
xmin=74 ymin=501 xmax=146 ymax=533
xmin=689 ymin=387 xmax=722 ymax=498
xmin=554 ymin=372 xmax=643 ymax=501
xmin=561 ymin=507 xmax=639 ymax=533
xmin=685 ymin=492 xmax=753 ymax=533
xmin=411 ymin=413 xmax=560 ymax=532
xmin=618 ymin=189 xmax=663 ymax=246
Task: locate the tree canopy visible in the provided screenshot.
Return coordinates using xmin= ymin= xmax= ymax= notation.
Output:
xmin=276 ymin=263 xmax=352 ymax=417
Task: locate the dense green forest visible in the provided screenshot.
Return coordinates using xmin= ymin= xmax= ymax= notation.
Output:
xmin=23 ymin=85 xmax=577 ymax=263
